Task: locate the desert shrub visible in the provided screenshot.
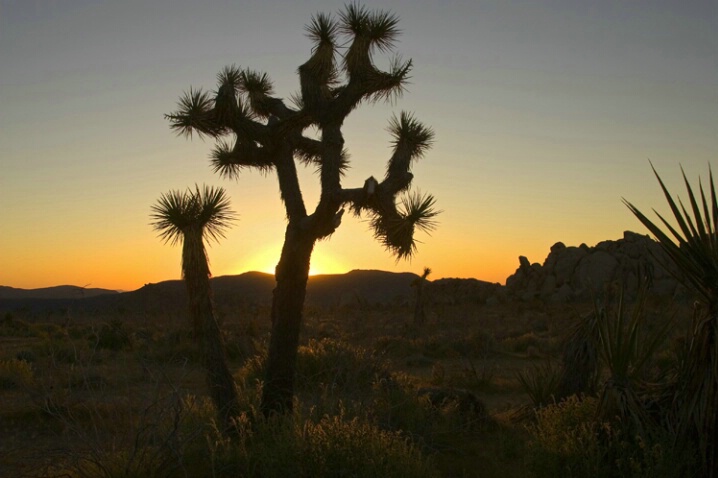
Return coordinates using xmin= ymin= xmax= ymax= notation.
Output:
xmin=33 ymin=334 xmax=81 ymax=365
xmin=94 ymin=319 xmax=132 ymax=351
xmin=516 ymin=361 xmax=562 ymax=408
xmin=0 ymin=313 xmax=34 ymax=337
xmin=0 ymin=358 xmax=35 ymax=390
xmin=374 ymin=334 xmax=459 ymax=359
xmin=67 ymin=323 xmax=94 ymax=340
xmin=451 ymin=330 xmax=497 ymax=357
xmin=222 ymin=332 xmax=258 ymax=362
xmin=137 ymin=328 xmax=200 ymax=364
xmin=41 ymin=390 xmax=214 ymax=478
xmin=241 ymin=338 xmax=389 ymax=399
xmin=370 ymin=373 xmax=434 ymax=437
xmin=297 ymin=338 xmax=389 ymax=393
xmin=35 ymin=322 xmax=69 ymax=340
xmin=445 ymin=357 xmax=499 ymax=391
xmin=211 ymin=411 xmax=439 ymax=478
xmin=15 ymin=349 xmax=36 ymax=363
xmin=374 ymin=335 xmax=418 ymax=356
xmin=526 ymin=395 xmax=606 ymax=476
xmin=527 ymin=395 xmax=693 ymax=478
xmin=501 ymin=332 xmax=542 ymax=354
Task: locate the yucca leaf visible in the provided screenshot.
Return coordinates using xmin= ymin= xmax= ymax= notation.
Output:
xmin=150 ymin=185 xmax=237 ymax=248
xmin=399 ymin=190 xmax=440 ymax=234
xmin=651 ymin=163 xmax=696 ymax=244
xmin=682 ymin=166 xmax=708 ymax=239
xmin=165 ymin=87 xmax=219 ymax=138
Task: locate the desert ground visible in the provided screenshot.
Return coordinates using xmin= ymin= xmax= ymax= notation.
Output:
xmin=0 ymin=280 xmax=694 ymax=478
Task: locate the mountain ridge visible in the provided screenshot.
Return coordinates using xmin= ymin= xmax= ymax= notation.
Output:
xmin=0 ymin=270 xmax=453 ymax=318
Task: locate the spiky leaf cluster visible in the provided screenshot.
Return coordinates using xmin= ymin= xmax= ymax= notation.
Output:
xmin=150 ymin=185 xmax=237 ymax=247
xmin=370 ymin=190 xmax=439 ymax=260
xmin=166 ymin=5 xmax=437 ymax=262
xmin=624 ymin=164 xmax=718 ymax=308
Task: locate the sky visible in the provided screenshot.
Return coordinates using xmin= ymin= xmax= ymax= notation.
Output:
xmin=1 ymin=0 xmax=716 ymax=291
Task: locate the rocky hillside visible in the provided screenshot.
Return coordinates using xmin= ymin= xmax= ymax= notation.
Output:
xmin=504 ymin=231 xmax=685 ymax=302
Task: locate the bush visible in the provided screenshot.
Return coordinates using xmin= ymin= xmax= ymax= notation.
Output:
xmin=15 ymin=349 xmax=36 ymax=363
xmin=501 ymin=332 xmax=542 ymax=354
xmin=526 ymin=395 xmax=606 ymax=476
xmin=241 ymin=338 xmax=389 ymax=398
xmin=41 ymin=391 xmax=215 ymax=478
xmin=0 ymin=313 xmax=34 ymax=337
xmin=95 ymin=319 xmax=132 ymax=351
xmin=0 ymin=358 xmax=35 ymax=390
xmin=516 ymin=361 xmax=561 ymax=408
xmin=527 ymin=395 xmax=693 ymax=478
xmin=213 ymin=412 xmax=440 ymax=478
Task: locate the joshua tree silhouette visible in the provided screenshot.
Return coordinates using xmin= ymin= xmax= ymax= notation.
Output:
xmin=150 ymin=184 xmax=241 ymax=430
xmin=166 ymin=5 xmax=438 ymax=415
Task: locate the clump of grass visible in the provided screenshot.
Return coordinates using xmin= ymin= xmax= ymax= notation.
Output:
xmin=42 ymin=391 xmax=214 ymax=478
xmin=527 ymin=395 xmax=694 ymax=478
xmin=217 ymin=412 xmax=440 ymax=478
xmin=516 ymin=361 xmax=561 ymax=408
xmin=0 ymin=313 xmax=34 ymax=337
xmin=241 ymin=337 xmax=389 ymax=399
xmin=526 ymin=395 xmax=603 ymax=476
xmin=501 ymin=332 xmax=544 ymax=354
xmin=94 ymin=319 xmax=132 ymax=351
xmin=0 ymin=358 xmax=35 ymax=390
xmin=556 ymin=310 xmax=600 ymax=400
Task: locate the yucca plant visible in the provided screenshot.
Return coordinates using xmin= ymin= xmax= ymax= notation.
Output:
xmin=166 ymin=5 xmax=439 ymax=416
xmin=412 ymin=266 xmax=432 ymax=329
xmin=150 ymin=184 xmax=241 ymax=431
xmin=516 ymin=360 xmax=562 ymax=409
xmin=556 ymin=309 xmax=600 ymax=401
xmin=624 ymin=164 xmax=718 ymax=477
xmin=594 ymin=287 xmax=671 ymax=435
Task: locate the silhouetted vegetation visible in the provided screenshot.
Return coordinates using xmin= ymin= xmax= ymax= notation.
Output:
xmin=165 ymin=4 xmax=438 ymax=416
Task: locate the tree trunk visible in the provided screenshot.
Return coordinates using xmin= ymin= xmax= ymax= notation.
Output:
xmin=261 ymin=224 xmax=315 ymax=416
xmin=199 ymin=307 xmax=242 ymax=431
xmin=183 ymin=235 xmax=241 ymax=431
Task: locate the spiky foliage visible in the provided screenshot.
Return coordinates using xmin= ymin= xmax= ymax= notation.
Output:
xmin=369 ymin=191 xmax=440 ymax=260
xmin=556 ymin=311 xmax=601 ymax=400
xmin=516 ymin=361 xmax=562 ymax=408
xmin=412 ymin=267 xmax=432 ymax=329
xmin=150 ymin=185 xmax=240 ymax=432
xmin=151 ymin=185 xmax=236 ymax=256
xmin=150 ymin=184 xmax=236 ymax=326
xmin=624 ymin=164 xmax=718 ymax=477
xmin=594 ymin=288 xmax=671 ymax=434
xmin=624 ymin=164 xmax=718 ymax=308
xmin=166 ymin=5 xmax=436 ymax=416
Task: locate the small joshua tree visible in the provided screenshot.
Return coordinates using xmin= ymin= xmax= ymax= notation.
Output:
xmin=166 ymin=4 xmax=438 ymax=415
xmin=412 ymin=267 xmax=432 ymax=329
xmin=150 ymin=184 xmax=241 ymax=430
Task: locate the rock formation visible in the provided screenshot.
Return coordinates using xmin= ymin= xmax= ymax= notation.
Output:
xmin=505 ymin=231 xmax=685 ymax=302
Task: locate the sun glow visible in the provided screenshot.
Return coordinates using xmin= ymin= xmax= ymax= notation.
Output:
xmin=233 ymin=245 xmax=347 ymax=278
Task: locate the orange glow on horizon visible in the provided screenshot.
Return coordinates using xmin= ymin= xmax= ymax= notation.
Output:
xmin=229 ymin=245 xmax=350 ymax=279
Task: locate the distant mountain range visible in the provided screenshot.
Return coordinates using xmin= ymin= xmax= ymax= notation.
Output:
xmin=0 ymin=270 xmax=425 ymax=319
xmin=0 ymin=285 xmax=121 ymax=300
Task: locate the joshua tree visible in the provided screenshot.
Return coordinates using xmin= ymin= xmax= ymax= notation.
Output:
xmin=624 ymin=164 xmax=718 ymax=477
xmin=166 ymin=5 xmax=438 ymax=415
xmin=150 ymin=185 xmax=241 ymax=430
xmin=412 ymin=267 xmax=432 ymax=328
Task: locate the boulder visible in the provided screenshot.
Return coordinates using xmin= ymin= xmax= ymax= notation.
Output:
xmin=505 ymin=231 xmax=684 ymax=303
